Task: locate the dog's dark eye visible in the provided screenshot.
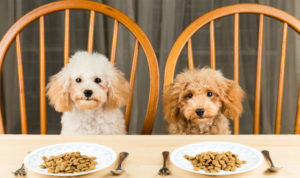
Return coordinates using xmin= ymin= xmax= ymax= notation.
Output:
xmin=207 ymin=91 xmax=213 ymax=97
xmin=75 ymin=78 xmax=81 ymax=83
xmin=187 ymin=93 xmax=193 ymax=98
xmin=94 ymin=78 xmax=101 ymax=83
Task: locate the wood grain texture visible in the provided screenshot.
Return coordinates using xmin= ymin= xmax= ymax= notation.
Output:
xmin=64 ymin=9 xmax=70 ymax=66
xmin=295 ymin=88 xmax=300 ymax=134
xmin=209 ymin=21 xmax=216 ymax=70
xmin=16 ymin=34 xmax=28 ymax=134
xmin=1 ymin=135 xmax=300 ymax=178
xmin=233 ymin=13 xmax=239 ymax=83
xmin=87 ymin=10 xmax=95 ymax=53
xmin=253 ymin=14 xmax=264 ymax=134
xmin=110 ymin=20 xmax=118 ymax=65
xmin=0 ymin=0 xmax=159 ymax=134
xmin=275 ymin=23 xmax=288 ymax=134
xmin=233 ymin=13 xmax=240 ymax=135
xmin=187 ymin=38 xmax=194 ymax=69
xmin=39 ymin=16 xmax=47 ymax=134
xmin=124 ymin=40 xmax=139 ymax=132
xmin=0 ymin=110 xmax=3 ymax=134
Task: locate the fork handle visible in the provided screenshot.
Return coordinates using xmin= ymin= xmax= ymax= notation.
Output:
xmin=162 ymin=151 xmax=169 ymax=168
xmin=262 ymin=150 xmax=275 ymax=168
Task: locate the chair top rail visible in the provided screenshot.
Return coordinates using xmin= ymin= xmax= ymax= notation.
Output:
xmin=164 ymin=3 xmax=300 ymax=87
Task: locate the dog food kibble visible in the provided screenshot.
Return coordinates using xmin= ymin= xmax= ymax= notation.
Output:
xmin=184 ymin=151 xmax=246 ymax=173
xmin=40 ymin=152 xmax=98 ymax=174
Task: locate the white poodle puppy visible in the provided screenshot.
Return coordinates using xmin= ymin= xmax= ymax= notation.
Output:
xmin=46 ymin=51 xmax=131 ymax=134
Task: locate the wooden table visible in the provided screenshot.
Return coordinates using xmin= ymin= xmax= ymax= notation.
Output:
xmin=0 ymin=135 xmax=299 ymax=178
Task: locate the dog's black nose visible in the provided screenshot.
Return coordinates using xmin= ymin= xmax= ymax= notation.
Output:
xmin=84 ymin=89 xmax=93 ymax=97
xmin=195 ymin=108 xmax=205 ymax=117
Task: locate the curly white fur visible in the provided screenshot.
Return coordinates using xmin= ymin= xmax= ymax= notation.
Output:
xmin=46 ymin=51 xmax=131 ymax=135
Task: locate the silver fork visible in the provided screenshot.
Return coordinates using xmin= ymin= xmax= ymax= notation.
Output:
xmin=12 ymin=163 xmax=26 ymax=176
xmin=158 ymin=151 xmax=170 ymax=176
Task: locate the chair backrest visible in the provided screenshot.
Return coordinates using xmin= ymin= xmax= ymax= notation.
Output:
xmin=164 ymin=3 xmax=300 ymax=134
xmin=0 ymin=0 xmax=159 ymax=134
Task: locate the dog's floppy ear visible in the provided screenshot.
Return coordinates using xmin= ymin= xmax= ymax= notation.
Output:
xmin=105 ymin=71 xmax=131 ymax=109
xmin=219 ymin=79 xmax=244 ymax=120
xmin=46 ymin=69 xmax=72 ymax=112
xmin=163 ymin=83 xmax=181 ymax=123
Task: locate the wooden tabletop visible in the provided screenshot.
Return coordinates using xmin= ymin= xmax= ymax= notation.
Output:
xmin=0 ymin=135 xmax=299 ymax=178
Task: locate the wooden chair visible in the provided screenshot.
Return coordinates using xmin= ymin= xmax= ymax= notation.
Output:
xmin=164 ymin=3 xmax=300 ymax=134
xmin=0 ymin=0 xmax=159 ymax=134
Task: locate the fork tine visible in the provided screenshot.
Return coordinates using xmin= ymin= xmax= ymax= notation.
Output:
xmin=158 ymin=151 xmax=171 ymax=176
xmin=12 ymin=163 xmax=26 ymax=176
xmin=159 ymin=167 xmax=170 ymax=176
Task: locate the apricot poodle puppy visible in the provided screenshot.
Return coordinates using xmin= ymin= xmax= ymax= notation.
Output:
xmin=47 ymin=51 xmax=131 ymax=134
xmin=163 ymin=68 xmax=244 ymax=134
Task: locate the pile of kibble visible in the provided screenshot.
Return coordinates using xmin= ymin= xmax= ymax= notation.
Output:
xmin=184 ymin=151 xmax=246 ymax=173
xmin=40 ymin=152 xmax=98 ymax=174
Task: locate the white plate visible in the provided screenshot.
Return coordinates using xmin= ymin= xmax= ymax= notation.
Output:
xmin=24 ymin=142 xmax=116 ymax=176
xmin=170 ymin=142 xmax=263 ymax=176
